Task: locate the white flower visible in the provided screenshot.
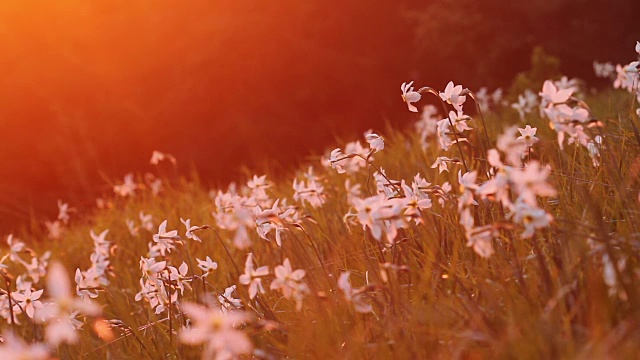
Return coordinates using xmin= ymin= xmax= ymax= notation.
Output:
xmin=491 ymin=88 xmax=503 ymax=105
xmin=539 ymin=80 xmax=573 ymax=108
xmin=180 ymin=218 xmax=209 ymax=242
xmin=401 ymin=81 xmax=421 ymax=112
xmin=197 ymin=256 xmax=219 ymax=275
xmin=458 ymin=170 xmax=479 ymax=208
xmin=459 ymin=209 xmax=496 ymax=258
xmin=167 ymin=262 xmax=192 ymax=294
xmin=614 ymin=63 xmax=640 ymax=91
xmin=415 ymin=105 xmax=439 ymax=148
xmin=587 ymin=135 xmax=603 ymax=166
xmin=431 ymin=156 xmax=453 ymax=174
xmin=45 ymin=221 xmax=63 ymax=240
xmin=553 ymin=76 xmax=579 ymax=92
xmin=152 ymin=220 xmax=178 ymax=256
xmin=400 ymin=179 xmax=432 ymax=221
xmin=328 ymin=143 xmax=369 ymax=175
xmin=218 ymin=285 xmax=242 ymax=312
xmin=6 ymin=234 xmax=25 ymax=263
xmin=74 ymin=269 xmax=100 ymax=300
xmin=348 ymin=193 xmax=388 ymax=241
xmin=238 ymin=253 xmax=269 ymax=299
xmin=90 ymin=229 xmax=110 ymax=256
xmin=497 ymin=126 xmax=527 ymax=167
xmin=270 ymin=258 xmax=309 ymax=311
xmin=593 ymin=61 xmax=615 ymax=78
xmin=0 ymin=332 xmax=49 ymax=359
xmin=113 ymin=173 xmax=137 ymax=197
xmin=365 ymin=132 xmax=384 ymax=153
xmin=475 ymin=87 xmax=490 ymax=112
xmin=38 ymin=262 xmax=101 ymax=346
xmin=448 ymin=110 xmax=472 ymax=132
xmin=436 ymin=116 xmax=469 ymax=151
xmin=57 ymin=200 xmax=72 ymax=224
xmin=338 ymin=272 xmax=372 ymax=313
xmin=24 ymin=252 xmax=50 ymax=284
xmin=511 ymin=95 xmax=528 ymax=120
xmin=150 ymin=150 xmax=176 ymax=165
xmin=509 ymin=161 xmax=557 ymax=207
xmin=439 ymin=81 xmax=466 ymax=111
xmin=126 ymin=219 xmax=138 ymax=236
xmin=517 ymin=125 xmax=539 ymax=147
xmin=509 ymin=200 xmax=553 ymax=239
xmin=12 ymin=288 xmax=43 ymax=319
xmin=293 ymin=178 xmax=324 ymax=208
xmin=139 ymin=212 xmax=154 ymax=231
xmin=139 ymin=257 xmax=166 ymax=279
xmin=329 ymin=148 xmax=347 ymax=174
xmin=179 ymin=302 xmax=252 ymax=360
xmin=149 ymin=178 xmax=163 ymax=196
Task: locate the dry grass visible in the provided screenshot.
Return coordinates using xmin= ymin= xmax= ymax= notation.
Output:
xmin=4 ymin=88 xmax=640 ymax=359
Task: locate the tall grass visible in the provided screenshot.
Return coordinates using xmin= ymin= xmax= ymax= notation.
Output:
xmin=3 ymin=87 xmax=640 ymax=359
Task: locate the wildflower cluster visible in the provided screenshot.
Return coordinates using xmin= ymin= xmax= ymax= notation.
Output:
xmin=0 ymin=41 xmax=639 ymax=360
xmin=398 ymin=79 xmax=558 ymax=257
xmin=604 ymin=42 xmax=640 ymax=117
xmin=45 ymin=200 xmax=75 ymax=239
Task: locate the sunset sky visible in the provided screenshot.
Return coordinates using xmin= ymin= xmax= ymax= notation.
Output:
xmin=0 ymin=0 xmax=638 ymax=230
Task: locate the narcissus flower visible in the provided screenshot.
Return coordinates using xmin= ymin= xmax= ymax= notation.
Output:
xmin=448 ymin=110 xmax=473 ymax=132
xmin=238 ymin=253 xmax=269 ymax=299
xmin=270 ymin=258 xmax=309 ymax=311
xmin=554 ymin=76 xmax=579 ymax=92
xmin=593 ymin=61 xmax=615 ymax=78
xmin=517 ymin=125 xmax=539 ymax=147
xmin=38 ymin=262 xmax=101 ymax=346
xmin=139 ymin=212 xmax=154 ymax=231
xmin=338 ymin=272 xmax=372 ymax=313
xmin=439 ymin=81 xmax=466 ymax=111
xmin=510 ymin=161 xmax=557 ymax=206
xmin=150 ymin=150 xmax=176 ymax=165
xmin=180 ymin=218 xmax=209 ymax=242
xmin=45 ymin=221 xmax=63 ymax=240
xmin=57 ymin=200 xmax=72 ymax=224
xmin=218 ymin=285 xmax=242 ymax=312
xmin=179 ymin=302 xmax=252 ymax=360
xmin=431 ymin=156 xmax=453 ymax=174
xmin=329 ymin=148 xmax=347 ymax=174
xmin=197 ymin=256 xmax=219 ymax=275
xmin=365 ymin=132 xmax=384 ymax=153
xmin=293 ymin=178 xmax=324 ymax=208
xmin=457 ymin=170 xmax=479 ymax=209
xmin=0 ymin=332 xmax=49 ymax=359
xmin=510 ymin=199 xmax=553 ymax=239
xmin=539 ymin=80 xmax=573 ymax=108
xmin=152 ymin=220 xmax=179 ymax=256
xmin=113 ymin=173 xmax=137 ymax=197
xmin=459 ymin=208 xmax=496 ymax=258
xmin=401 ymin=81 xmax=421 ymax=112
xmin=12 ymin=288 xmax=43 ymax=319
xmin=6 ymin=234 xmax=25 ymax=263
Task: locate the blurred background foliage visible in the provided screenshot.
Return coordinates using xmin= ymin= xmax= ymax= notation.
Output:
xmin=508 ymin=47 xmax=562 ymax=99
xmin=0 ymin=0 xmax=638 ymax=230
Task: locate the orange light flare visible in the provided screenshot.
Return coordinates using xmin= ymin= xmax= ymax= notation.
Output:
xmin=0 ymin=2 xmax=297 ymax=228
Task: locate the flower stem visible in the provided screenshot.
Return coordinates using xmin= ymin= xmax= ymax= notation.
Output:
xmin=418 ymin=87 xmax=469 ymax=173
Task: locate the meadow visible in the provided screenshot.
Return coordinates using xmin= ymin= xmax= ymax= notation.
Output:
xmin=1 ymin=43 xmax=640 ymax=359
